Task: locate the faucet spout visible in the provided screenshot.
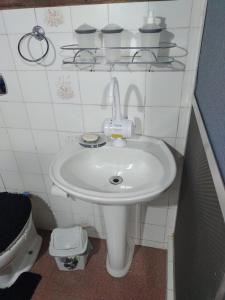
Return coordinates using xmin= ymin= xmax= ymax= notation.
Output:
xmin=109 ymin=77 xmax=122 ymax=121
xmin=103 ymin=76 xmax=135 ymax=147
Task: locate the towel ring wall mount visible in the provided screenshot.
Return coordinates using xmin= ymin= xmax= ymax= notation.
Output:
xmin=18 ymin=26 xmax=49 ymax=63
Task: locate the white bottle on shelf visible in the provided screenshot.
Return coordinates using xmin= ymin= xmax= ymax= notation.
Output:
xmin=75 ymin=23 xmax=97 ymax=61
xmin=139 ymin=10 xmax=162 ymax=62
xmin=101 ymin=24 xmax=123 ymax=62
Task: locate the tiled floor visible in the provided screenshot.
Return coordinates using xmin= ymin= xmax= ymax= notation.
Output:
xmin=32 ymin=231 xmax=167 ymax=300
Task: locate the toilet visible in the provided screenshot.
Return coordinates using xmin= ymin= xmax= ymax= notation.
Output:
xmin=0 ymin=193 xmax=42 ymax=288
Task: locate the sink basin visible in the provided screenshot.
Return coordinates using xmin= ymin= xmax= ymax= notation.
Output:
xmin=50 ymin=136 xmax=176 ymax=205
xmin=49 ymin=135 xmax=176 ymax=277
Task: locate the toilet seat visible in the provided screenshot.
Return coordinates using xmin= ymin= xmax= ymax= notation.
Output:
xmin=0 ymin=193 xmax=42 ymax=288
xmin=0 ymin=193 xmax=31 ymax=254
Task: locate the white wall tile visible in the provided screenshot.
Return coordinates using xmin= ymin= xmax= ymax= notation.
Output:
xmin=167 ymin=261 xmax=174 ymax=290
xmin=38 ymin=153 xmax=55 ymax=174
xmin=109 ymin=2 xmax=148 ymax=30
xmin=44 ymin=174 xmax=52 ymax=194
xmin=58 ymin=132 xmax=80 ymax=148
xmin=54 ymin=104 xmax=83 ymax=132
xmin=142 ymin=206 xmax=167 ymax=226
xmin=43 ymin=32 xmax=77 ymax=70
xmin=128 ymin=221 xmax=141 ymax=240
xmin=73 ymin=213 xmax=94 ymax=228
xmin=71 ymin=4 xmax=108 ymax=30
xmin=141 ymin=193 xmax=168 ymax=225
xmin=94 ymin=215 xmax=106 ymax=235
xmin=71 ymin=198 xmax=93 ymax=215
xmin=0 ymin=12 xmax=6 ymax=34
xmin=83 ymin=105 xmax=111 ymax=132
xmin=190 ymin=0 xmax=207 ymax=28
xmin=0 ymin=129 xmax=11 ymax=150
xmin=0 ymin=71 xmax=23 ymax=102
xmin=141 ymin=223 xmax=165 ymax=243
xmin=0 ymin=36 xmax=15 ymax=70
xmin=175 ymin=138 xmax=186 ymax=156
xmin=0 ymin=111 xmax=5 ymax=127
xmin=26 ymin=103 xmax=56 ymax=130
xmin=22 ymin=173 xmax=46 ymax=192
xmin=32 ymin=207 xmax=56 ymax=230
xmin=144 ymin=107 xmax=179 ymax=137
xmin=79 ymin=72 xmax=111 ymax=105
xmin=0 ymin=175 xmax=5 ymax=192
xmin=53 ymin=210 xmax=74 ymax=228
xmin=30 ymin=192 xmax=50 ymax=210
xmin=3 ymin=9 xmax=36 ymax=34
xmin=123 ymin=106 xmax=144 ymax=135
xmin=8 ymin=35 xmax=44 ymax=71
xmin=167 ymin=289 xmax=174 ymax=300
xmin=162 ymin=137 xmax=176 ymax=149
xmin=15 ymin=152 xmax=41 ymax=174
xmin=8 ymin=129 xmax=36 ymax=152
xmin=177 ymin=107 xmax=191 ymax=138
xmin=168 ymin=188 xmax=180 ymax=209
xmin=159 ymin=28 xmax=189 ymax=63
xmin=146 ymin=72 xmax=183 ymax=107
xmin=1 ymin=171 xmax=24 ymax=190
xmin=0 ymin=151 xmax=18 ymax=171
xmin=186 ymin=27 xmax=203 ymax=71
xmin=32 ymin=130 xmax=60 ymax=154
xmin=35 ymin=7 xmax=72 ymax=33
xmin=148 ymin=0 xmax=192 ymax=28
xmin=49 ymin=194 xmax=72 ymax=211
xmin=180 ymin=71 xmax=195 ymax=107
xmin=18 ymin=71 xmax=51 ymax=102
xmin=166 ymin=208 xmax=178 ymax=231
xmin=0 ymin=102 xmax=30 ymax=128
xmin=139 ymin=239 xmax=166 ymax=249
xmin=112 ymin=72 xmax=146 ymax=106
xmin=48 ymin=71 xmax=81 ymax=103
xmin=94 ymin=204 xmax=103 ymax=217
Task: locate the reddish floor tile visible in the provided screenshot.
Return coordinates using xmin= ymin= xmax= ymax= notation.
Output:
xmin=32 ymin=231 xmax=167 ymax=300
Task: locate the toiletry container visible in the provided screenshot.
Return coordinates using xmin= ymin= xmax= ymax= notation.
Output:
xmin=101 ymin=24 xmax=123 ymax=62
xmin=75 ymin=23 xmax=97 ymax=61
xmin=139 ymin=11 xmax=162 ymax=62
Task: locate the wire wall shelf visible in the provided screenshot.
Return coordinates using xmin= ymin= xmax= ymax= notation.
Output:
xmin=60 ymin=42 xmax=186 ymax=72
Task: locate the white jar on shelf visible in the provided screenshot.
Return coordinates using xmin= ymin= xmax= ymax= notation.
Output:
xmin=75 ymin=23 xmax=97 ymax=61
xmin=139 ymin=11 xmax=162 ymax=62
xmin=101 ymin=24 xmax=123 ymax=62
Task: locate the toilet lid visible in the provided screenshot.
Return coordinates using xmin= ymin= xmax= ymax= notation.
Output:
xmin=0 ymin=193 xmax=31 ymax=253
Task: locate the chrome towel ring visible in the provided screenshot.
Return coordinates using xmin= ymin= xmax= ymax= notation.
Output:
xmin=18 ymin=26 xmax=49 ymax=63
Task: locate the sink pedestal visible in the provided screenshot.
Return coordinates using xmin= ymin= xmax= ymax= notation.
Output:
xmin=102 ymin=205 xmax=135 ymax=277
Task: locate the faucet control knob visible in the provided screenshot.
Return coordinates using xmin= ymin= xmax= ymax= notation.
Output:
xmin=103 ymin=118 xmax=135 ymax=139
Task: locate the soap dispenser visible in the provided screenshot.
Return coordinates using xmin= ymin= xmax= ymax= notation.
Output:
xmin=139 ymin=10 xmax=162 ymax=62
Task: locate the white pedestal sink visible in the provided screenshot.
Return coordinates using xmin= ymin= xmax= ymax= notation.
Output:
xmin=49 ymin=135 xmax=176 ymax=277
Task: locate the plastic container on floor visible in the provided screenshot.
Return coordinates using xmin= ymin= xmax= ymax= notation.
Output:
xmin=49 ymin=226 xmax=92 ymax=271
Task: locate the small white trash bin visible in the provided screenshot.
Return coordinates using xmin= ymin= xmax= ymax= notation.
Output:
xmin=49 ymin=226 xmax=91 ymax=271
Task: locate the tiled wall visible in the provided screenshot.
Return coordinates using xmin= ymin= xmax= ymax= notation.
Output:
xmin=0 ymin=0 xmax=205 ymax=249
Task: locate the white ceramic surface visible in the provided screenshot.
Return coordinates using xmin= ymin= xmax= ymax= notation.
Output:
xmin=50 ymin=135 xmax=176 ymax=205
xmin=49 ymin=70 xmax=177 ymax=277
xmin=50 ymin=135 xmax=176 ymax=277
xmin=0 ymin=215 xmax=42 ymax=288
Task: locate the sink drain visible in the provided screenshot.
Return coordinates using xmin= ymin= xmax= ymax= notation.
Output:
xmin=109 ymin=176 xmax=123 ymax=185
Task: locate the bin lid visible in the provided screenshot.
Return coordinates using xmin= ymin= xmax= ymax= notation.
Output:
xmin=49 ymin=226 xmax=88 ymax=257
